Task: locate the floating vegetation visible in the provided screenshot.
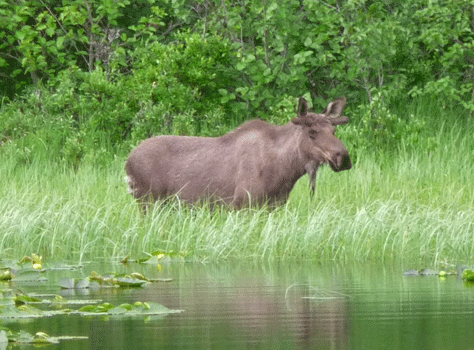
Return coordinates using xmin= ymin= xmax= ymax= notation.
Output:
xmin=20 ymin=253 xmax=43 ymax=269
xmin=0 ymin=254 xmax=83 ymax=287
xmin=458 ymin=266 xmax=474 ymax=282
xmin=0 ymin=288 xmax=181 ymax=324
xmin=0 ymin=270 xmax=12 ymax=281
xmin=59 ymin=271 xmax=172 ymax=290
xmin=403 ymin=269 xmax=440 ymax=276
xmin=0 ymin=329 xmax=87 ymax=345
xmin=462 ymin=269 xmax=474 ymax=281
xmin=121 ymin=250 xmax=192 ymax=266
xmin=0 ymin=255 xmax=183 ymax=345
xmin=10 ymin=269 xmax=47 ymax=283
xmin=74 ymin=301 xmax=182 ymax=317
xmin=403 ymin=267 xmax=462 ymax=277
xmin=58 ymin=277 xmax=92 ymax=290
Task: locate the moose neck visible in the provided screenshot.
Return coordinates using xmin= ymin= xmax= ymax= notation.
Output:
xmin=274 ymin=123 xmax=310 ymax=181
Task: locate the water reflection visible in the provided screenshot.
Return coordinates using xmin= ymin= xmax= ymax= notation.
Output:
xmin=7 ymin=262 xmax=474 ymax=349
xmin=125 ymin=263 xmax=351 ymax=350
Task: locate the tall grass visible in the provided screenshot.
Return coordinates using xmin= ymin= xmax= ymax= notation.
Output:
xmin=1 ymin=119 xmax=473 ymax=265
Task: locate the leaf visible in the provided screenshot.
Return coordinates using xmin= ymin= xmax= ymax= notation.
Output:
xmin=57 ymin=36 xmax=65 ymax=49
xmin=118 ymin=303 xmax=133 ymax=311
xmin=0 ymin=270 xmax=12 ymax=281
xmin=16 ymin=31 xmax=25 ymax=41
xmin=462 ymin=269 xmax=474 ymax=281
xmin=140 ymin=302 xmax=175 ymax=315
xmin=75 ymin=278 xmax=90 ymax=289
xmin=139 ymin=255 xmax=161 ymax=265
xmin=78 ymin=305 xmax=98 ymax=313
xmin=403 ymin=269 xmax=419 ymax=276
xmin=11 ymin=269 xmax=46 ymax=283
xmin=32 ymin=332 xmax=57 ymax=344
xmin=114 ymin=276 xmax=148 ymax=287
xmin=58 ymin=277 xmax=90 ymax=289
xmin=419 ymin=269 xmax=438 ymax=276
xmin=130 ymin=272 xmax=149 ymax=281
xmin=236 ymin=61 xmax=246 ymax=71
xmin=20 ymin=254 xmax=42 ymax=267
xmin=10 ymin=330 xmax=87 ymax=345
xmin=108 ymin=306 xmax=128 ymax=315
xmin=16 ymin=330 xmax=34 ymax=343
xmin=46 ymin=27 xmax=55 ymax=37
xmin=74 ymin=301 xmax=182 ymax=317
xmin=14 ymin=294 xmax=41 ymax=306
xmin=58 ymin=278 xmax=75 ymax=289
xmin=0 ymin=305 xmax=44 ymax=319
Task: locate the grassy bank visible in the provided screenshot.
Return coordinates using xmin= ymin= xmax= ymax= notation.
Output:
xmin=1 ymin=123 xmax=473 ymax=265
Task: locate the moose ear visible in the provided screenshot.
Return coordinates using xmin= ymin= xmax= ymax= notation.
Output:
xmin=297 ymin=97 xmax=309 ymax=117
xmin=330 ymin=116 xmax=350 ymax=125
xmin=322 ymin=97 xmax=347 ymax=118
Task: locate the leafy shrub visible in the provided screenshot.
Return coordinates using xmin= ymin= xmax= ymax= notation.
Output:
xmin=340 ymin=90 xmax=425 ymax=159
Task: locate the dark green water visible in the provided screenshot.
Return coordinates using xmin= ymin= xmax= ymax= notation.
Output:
xmin=4 ymin=261 xmax=474 ymax=349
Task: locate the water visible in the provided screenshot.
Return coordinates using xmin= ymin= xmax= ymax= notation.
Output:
xmin=5 ymin=261 xmax=474 ymax=349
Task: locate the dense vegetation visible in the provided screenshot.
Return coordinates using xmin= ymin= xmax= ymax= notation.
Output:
xmin=0 ymin=0 xmax=473 ymax=263
xmin=1 ymin=125 xmax=473 ymax=263
xmin=1 ymin=0 xmax=474 ymax=162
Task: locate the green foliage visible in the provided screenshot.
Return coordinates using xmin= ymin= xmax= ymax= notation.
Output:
xmin=0 ymin=118 xmax=473 ymax=263
xmin=0 ymin=329 xmax=88 ymax=345
xmin=1 ymin=0 xmax=474 ymax=165
xmin=341 ymin=90 xmax=425 ymax=158
xmin=0 ymin=0 xmax=163 ymax=96
xmin=0 ymin=31 xmax=236 ymax=164
xmin=462 ymin=269 xmax=474 ymax=282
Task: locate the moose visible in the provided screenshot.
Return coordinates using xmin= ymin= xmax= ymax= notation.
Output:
xmin=125 ymin=97 xmax=351 ymax=209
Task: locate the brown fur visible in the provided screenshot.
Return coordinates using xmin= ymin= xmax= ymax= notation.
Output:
xmin=125 ymin=97 xmax=351 ymax=209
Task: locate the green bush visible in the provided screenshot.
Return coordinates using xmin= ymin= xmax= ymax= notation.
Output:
xmin=2 ymin=0 xmax=474 ymax=167
xmin=340 ymin=90 xmax=425 ymax=159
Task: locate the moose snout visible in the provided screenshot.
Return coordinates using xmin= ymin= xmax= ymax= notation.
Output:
xmin=339 ymin=153 xmax=352 ymax=171
xmin=331 ymin=151 xmax=352 ymax=172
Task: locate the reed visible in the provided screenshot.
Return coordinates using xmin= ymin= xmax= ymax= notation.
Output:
xmin=0 ymin=119 xmax=472 ymax=265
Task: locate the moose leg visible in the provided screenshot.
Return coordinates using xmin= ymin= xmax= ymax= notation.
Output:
xmin=232 ymin=181 xmax=266 ymax=208
xmin=232 ymin=187 xmax=250 ymax=209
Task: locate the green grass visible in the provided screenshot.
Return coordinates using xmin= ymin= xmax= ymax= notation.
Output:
xmin=0 ymin=122 xmax=473 ymax=265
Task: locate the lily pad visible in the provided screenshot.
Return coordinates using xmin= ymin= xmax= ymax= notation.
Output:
xmin=7 ymin=329 xmax=87 ymax=345
xmin=138 ymin=250 xmax=189 ymax=264
xmin=114 ymin=276 xmax=149 ymax=287
xmin=403 ymin=269 xmax=419 ymax=276
xmin=88 ymin=271 xmax=153 ymax=288
xmin=11 ymin=269 xmax=47 ymax=283
xmin=73 ymin=301 xmax=182 ymax=317
xmin=58 ymin=278 xmax=90 ymax=289
xmin=47 ymin=263 xmax=83 ymax=271
xmin=0 ymin=270 xmax=12 ymax=281
xmin=13 ymin=294 xmax=42 ymax=306
xmin=419 ymin=269 xmax=439 ymax=276
xmin=0 ymin=304 xmax=45 ymax=319
xmin=462 ymin=269 xmax=474 ymax=281
xmin=20 ymin=254 xmax=43 ymax=269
